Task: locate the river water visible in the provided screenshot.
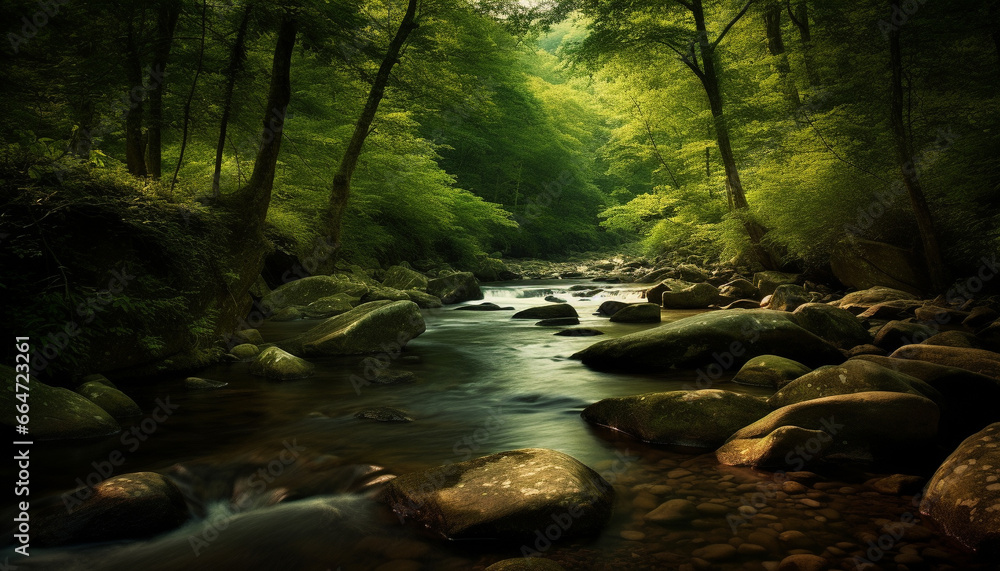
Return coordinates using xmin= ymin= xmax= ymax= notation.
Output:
xmin=7 ymin=281 xmax=990 ymax=570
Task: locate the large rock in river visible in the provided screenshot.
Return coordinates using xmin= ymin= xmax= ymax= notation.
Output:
xmin=74 ymin=381 xmax=142 ymax=420
xmin=0 ymin=367 xmax=120 ymax=440
xmin=920 ymin=422 xmax=1000 ymax=555
xmin=582 ymin=390 xmax=771 ymax=448
xmin=890 ymin=344 xmax=1000 ymax=379
xmin=572 ymin=310 xmax=843 ymax=372
xmin=830 ymin=236 xmax=930 ymax=295
xmin=34 ymin=472 xmax=189 ymax=547
xmin=830 ymin=286 xmax=917 ymax=314
xmin=382 ymin=448 xmax=613 ymax=540
xmin=768 ymin=284 xmax=811 ymax=312
xmin=767 ymin=359 xmax=939 ymax=408
xmin=721 ymin=391 xmax=939 ymax=465
xmin=792 ymin=303 xmax=872 ymax=349
xmin=248 ymin=347 xmax=315 ymax=381
xmin=609 ymin=303 xmax=660 ymax=323
xmin=278 ymin=300 xmax=425 ymax=357
xmin=381 ymin=265 xmax=428 ymax=291
xmin=427 ymin=272 xmax=483 ymax=304
xmin=512 ymin=304 xmax=579 ymax=320
xmin=661 ymin=283 xmax=719 ymax=309
xmin=732 ymin=355 xmax=811 ymax=389
xmin=262 ymin=275 xmax=369 ymax=311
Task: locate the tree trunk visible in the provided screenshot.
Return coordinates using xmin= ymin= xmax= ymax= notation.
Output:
xmin=146 ymin=0 xmax=181 ymax=180
xmin=765 ymin=2 xmax=800 ymax=106
xmin=692 ymin=0 xmax=778 ymax=269
xmin=326 ymin=0 xmax=419 ymax=252
xmin=124 ymin=22 xmax=147 ymax=177
xmin=213 ymin=3 xmax=254 ymax=197
xmin=171 ymin=0 xmax=208 ymax=192
xmin=788 ymin=1 xmax=819 ymax=86
xmin=235 ymin=14 xmax=297 ymax=223
xmin=888 ymin=0 xmax=948 ymax=292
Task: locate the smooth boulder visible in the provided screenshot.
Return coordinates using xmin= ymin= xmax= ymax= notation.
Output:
xmin=572 ymin=309 xmax=843 ymax=372
xmin=427 ymin=272 xmax=483 ymax=304
xmin=920 ymin=422 xmax=1000 ymax=555
xmin=0 ymin=367 xmax=120 ymax=440
xmin=248 ymin=347 xmax=315 ymax=381
xmin=890 ymin=344 xmax=1000 ymax=379
xmin=719 ymin=278 xmax=760 ymax=300
xmin=302 ymin=293 xmax=356 ymax=319
xmin=34 ymin=472 xmax=189 ymax=547
xmin=792 ymin=303 xmax=872 ymax=349
xmin=831 ymin=286 xmax=917 ymax=314
xmin=830 ymin=236 xmax=930 ymax=295
xmin=512 ymin=304 xmax=579 ymax=320
xmin=262 ymin=276 xmax=368 ymax=311
xmin=769 ymin=284 xmax=811 ymax=312
xmin=873 ymin=320 xmax=938 ymax=352
xmin=753 ymin=271 xmax=800 ymax=296
xmin=381 ymin=265 xmax=429 ymax=291
xmin=766 ymin=359 xmax=939 ymax=408
xmin=74 ymin=381 xmax=142 ymax=420
xmin=732 ymin=355 xmax=811 ymax=389
xmin=596 ymin=301 xmax=629 ymax=317
xmin=382 ymin=448 xmax=613 ymax=539
xmin=405 ymin=290 xmax=443 ymax=309
xmin=609 ymin=303 xmax=661 ymax=323
xmin=582 ymin=390 xmax=771 ymax=448
xmin=278 ymin=300 xmax=425 ymax=356
xmin=716 ymin=426 xmax=832 ymax=469
xmin=661 ymin=283 xmax=719 ymax=309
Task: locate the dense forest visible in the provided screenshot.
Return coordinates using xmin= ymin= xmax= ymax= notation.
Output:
xmin=3 ymin=1 xmax=1000 ymax=570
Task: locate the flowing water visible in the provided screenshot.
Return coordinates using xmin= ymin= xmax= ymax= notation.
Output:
xmin=6 ymin=281 xmax=991 ymax=570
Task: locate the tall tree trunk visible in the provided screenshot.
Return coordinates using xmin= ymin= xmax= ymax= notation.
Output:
xmin=326 ymin=0 xmax=419 ymax=252
xmin=765 ymin=2 xmax=800 ymax=107
xmin=124 ymin=21 xmax=147 ymax=177
xmin=235 ymin=14 xmax=297 ymax=223
xmin=888 ymin=0 xmax=948 ymax=292
xmin=213 ymin=3 xmax=254 ymax=197
xmin=692 ymin=0 xmax=778 ymax=269
xmin=171 ymin=0 xmax=208 ymax=192
xmin=145 ymin=0 xmax=181 ymax=179
xmin=787 ymin=1 xmax=819 ymax=86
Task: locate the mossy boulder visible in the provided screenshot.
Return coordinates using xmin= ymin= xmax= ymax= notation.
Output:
xmin=248 ymin=347 xmax=315 ymax=381
xmin=278 ymin=300 xmax=425 ymax=356
xmin=74 ymin=381 xmax=142 ymax=420
xmin=573 ymin=309 xmax=843 ymax=372
xmin=361 ymin=285 xmax=411 ymax=303
xmin=792 ymin=303 xmax=872 ymax=349
xmin=262 ymin=276 xmax=369 ymax=311
xmin=769 ymin=284 xmax=811 ymax=312
xmin=427 ymin=272 xmax=483 ymax=304
xmin=831 ymin=286 xmax=917 ymax=314
xmin=753 ymin=271 xmax=800 ymax=296
xmin=582 ymin=389 xmax=772 ymax=448
xmin=382 ymin=448 xmax=613 ymax=540
xmin=661 ymin=283 xmax=719 ymax=309
xmin=609 ymin=303 xmax=661 ymax=323
xmin=890 ymin=344 xmax=1000 ymax=379
xmin=302 ymin=293 xmax=357 ymax=319
xmin=381 ymin=265 xmax=429 ymax=291
xmin=767 ymin=359 xmax=940 ymax=408
xmin=230 ymin=343 xmax=260 ymax=360
xmin=732 ymin=355 xmax=811 ymax=389
xmin=719 ymin=278 xmax=760 ymax=300
xmin=716 ymin=426 xmax=832 ymax=469
xmin=0 ymin=367 xmax=120 ymax=440
xmin=920 ymin=422 xmax=1000 ymax=555
xmin=405 ymin=290 xmax=443 ymax=309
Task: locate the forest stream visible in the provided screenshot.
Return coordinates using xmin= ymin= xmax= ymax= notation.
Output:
xmin=7 ymin=281 xmax=992 ymax=571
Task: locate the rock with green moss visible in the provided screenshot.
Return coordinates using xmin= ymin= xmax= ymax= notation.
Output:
xmin=732 ymin=355 xmax=811 ymax=389
xmin=609 ymin=303 xmax=661 ymax=323
xmin=278 ymin=300 xmax=425 ymax=356
xmin=405 ymin=289 xmax=443 ymax=309
xmin=382 ymin=448 xmax=613 ymax=539
xmin=753 ymin=271 xmax=800 ymax=296
xmin=230 ymin=343 xmax=259 ymax=360
xmin=81 ymin=373 xmax=117 ymax=388
xmin=381 ymin=265 xmax=429 ymax=291
xmin=303 ymin=293 xmax=357 ymax=319
xmin=716 ymin=426 xmax=833 ymax=468
xmin=582 ymin=390 xmax=771 ymax=447
xmin=248 ymin=347 xmax=315 ymax=381
xmin=355 ymin=407 xmax=413 ymax=422
xmin=427 ymin=272 xmax=483 ymax=304
xmin=0 ymin=367 xmax=120 ymax=440
xmin=792 ymin=303 xmax=872 ymax=349
xmin=184 ymin=377 xmax=228 ymax=390
xmin=262 ymin=276 xmax=369 ymax=311
xmin=768 ymin=284 xmax=811 ymax=312
xmin=233 ymin=328 xmax=264 ymax=345
xmin=661 ymin=283 xmax=719 ymax=309
xmin=75 ymin=381 xmax=142 ymax=420
xmin=474 ymin=257 xmax=508 ymax=282
xmin=268 ymin=306 xmax=303 ymax=321
xmin=512 ymin=304 xmax=579 ymax=319
xmin=767 ymin=359 xmax=940 ymax=408
xmin=361 ymin=285 xmax=411 ymax=303
xmin=573 ymin=309 xmax=843 ymax=372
